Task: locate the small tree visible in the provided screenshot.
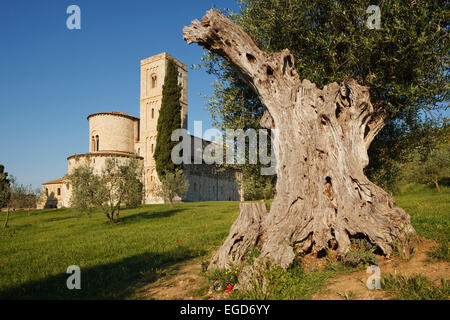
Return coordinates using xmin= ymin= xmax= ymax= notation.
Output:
xmin=116 ymin=157 xmax=145 ymax=216
xmin=22 ymin=186 xmax=42 ymax=216
xmin=9 ymin=180 xmax=28 ymax=210
xmin=67 ymin=156 xmax=144 ymax=224
xmin=4 ymin=177 xmax=30 ymax=228
xmin=408 ymin=144 xmax=450 ymax=192
xmin=152 ymin=168 xmax=189 ymax=206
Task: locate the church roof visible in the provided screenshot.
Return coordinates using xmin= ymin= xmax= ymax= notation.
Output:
xmin=42 ymin=178 xmax=64 ymax=185
xmin=67 ymin=151 xmax=144 ymax=160
xmin=87 ymin=112 xmax=139 ymax=121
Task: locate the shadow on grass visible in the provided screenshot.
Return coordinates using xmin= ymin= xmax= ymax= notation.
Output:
xmin=120 ymin=208 xmax=186 ymax=223
xmin=0 ymin=245 xmax=205 ymax=299
xmin=42 ymin=216 xmax=78 ymax=223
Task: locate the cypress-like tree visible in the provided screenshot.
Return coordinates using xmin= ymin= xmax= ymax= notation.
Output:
xmin=155 ymin=59 xmax=183 ymax=178
xmin=0 ymin=165 xmax=11 ymax=209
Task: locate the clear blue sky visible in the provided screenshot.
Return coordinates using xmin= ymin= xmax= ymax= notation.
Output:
xmin=0 ymin=0 xmax=240 ymax=189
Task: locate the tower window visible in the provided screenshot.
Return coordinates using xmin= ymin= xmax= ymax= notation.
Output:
xmin=95 ymin=135 xmax=99 ymax=151
xmin=151 ymin=144 xmax=154 ymax=153
xmin=151 ymin=108 xmax=154 ymax=119
xmin=57 ymin=188 xmax=61 ymax=196
xmin=178 ymin=71 xmax=183 ymax=85
xmin=152 ymin=75 xmax=157 ymax=88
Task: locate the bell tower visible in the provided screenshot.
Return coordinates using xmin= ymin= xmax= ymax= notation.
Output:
xmin=139 ymin=52 xmax=188 ymax=202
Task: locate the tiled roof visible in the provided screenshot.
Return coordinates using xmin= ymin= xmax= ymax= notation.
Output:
xmin=87 ymin=112 xmax=139 ymax=121
xmin=42 ymin=178 xmax=64 ymax=185
xmin=67 ymin=151 xmax=144 ymax=160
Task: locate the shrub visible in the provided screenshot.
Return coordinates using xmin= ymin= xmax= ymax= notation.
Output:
xmin=341 ymin=239 xmax=377 ymax=267
xmin=207 ymin=264 xmax=239 ymax=292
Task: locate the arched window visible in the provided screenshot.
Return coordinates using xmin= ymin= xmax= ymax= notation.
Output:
xmin=91 ymin=136 xmax=95 ymax=152
xmin=151 ymin=108 xmax=154 ymax=119
xmin=151 ymin=75 xmax=157 ymax=88
xmin=151 ymin=144 xmax=154 ymax=153
xmin=95 ymin=135 xmax=99 ymax=151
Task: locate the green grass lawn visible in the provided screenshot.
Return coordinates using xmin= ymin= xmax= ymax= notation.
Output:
xmin=394 ymin=184 xmax=449 ymax=241
xmin=0 ymin=184 xmax=448 ymax=299
xmin=0 ymin=202 xmax=239 ymax=299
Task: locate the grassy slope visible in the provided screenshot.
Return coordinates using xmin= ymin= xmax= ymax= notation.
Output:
xmin=0 ymin=184 xmax=447 ymax=299
xmin=393 ymin=184 xmax=449 ymax=241
xmin=0 ymin=202 xmax=238 ymax=299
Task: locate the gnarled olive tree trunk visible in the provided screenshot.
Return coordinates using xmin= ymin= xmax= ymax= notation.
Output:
xmin=183 ymin=10 xmax=415 ymax=269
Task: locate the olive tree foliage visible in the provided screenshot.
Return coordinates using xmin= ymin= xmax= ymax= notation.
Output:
xmin=6 ymin=179 xmax=39 ymax=211
xmin=199 ymin=0 xmax=448 ymax=192
xmin=404 ymin=119 xmax=450 ymax=192
xmin=181 ymin=3 xmax=447 ymax=269
xmin=66 ymin=156 xmax=144 ymax=224
xmin=412 ymin=144 xmax=450 ymax=192
xmin=22 ymin=185 xmax=42 ymax=216
xmin=151 ymin=168 xmax=189 ymax=206
xmin=1 ymin=176 xmax=41 ymax=226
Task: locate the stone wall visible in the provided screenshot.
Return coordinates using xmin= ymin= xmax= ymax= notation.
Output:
xmin=88 ymin=113 xmax=138 ymax=154
xmin=183 ymin=164 xmax=242 ymax=202
xmin=40 ymin=182 xmax=63 ymax=209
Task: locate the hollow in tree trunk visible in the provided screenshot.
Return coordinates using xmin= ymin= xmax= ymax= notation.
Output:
xmin=183 ymin=10 xmax=416 ymax=269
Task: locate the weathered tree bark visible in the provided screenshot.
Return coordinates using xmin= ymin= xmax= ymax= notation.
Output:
xmin=433 ymin=177 xmax=441 ymax=193
xmin=184 ymin=10 xmax=416 ymax=269
xmin=209 ymin=202 xmax=266 ymax=268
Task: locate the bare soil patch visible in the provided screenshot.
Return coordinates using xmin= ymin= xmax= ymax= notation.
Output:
xmin=137 ymin=258 xmax=208 ymax=300
xmin=134 ymin=239 xmax=448 ymax=300
xmin=313 ymin=239 xmax=449 ymax=300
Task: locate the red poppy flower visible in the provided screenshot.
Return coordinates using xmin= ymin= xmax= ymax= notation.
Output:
xmin=226 ymin=285 xmax=232 ymax=290
xmin=225 ymin=289 xmax=230 ymax=293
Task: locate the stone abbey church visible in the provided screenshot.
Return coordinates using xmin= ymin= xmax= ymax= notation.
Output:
xmin=39 ymin=53 xmax=242 ymax=209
